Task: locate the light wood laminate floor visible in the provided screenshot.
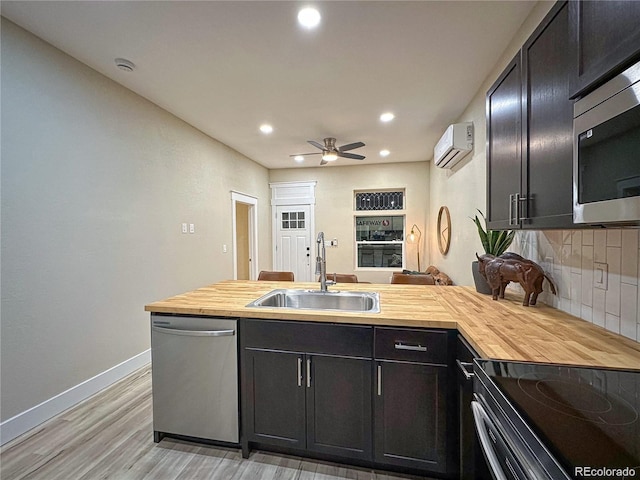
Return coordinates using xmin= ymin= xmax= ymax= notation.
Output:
xmin=1 ymin=366 xmax=434 ymax=480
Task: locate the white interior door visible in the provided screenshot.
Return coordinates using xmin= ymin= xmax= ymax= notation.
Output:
xmin=275 ymin=205 xmax=312 ymax=281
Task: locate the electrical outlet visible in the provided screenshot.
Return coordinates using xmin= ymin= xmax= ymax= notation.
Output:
xmin=189 ymin=223 xmax=195 ymax=234
xmin=594 ymin=262 xmax=608 ymax=290
xmin=223 ymin=244 xmax=227 ymax=253
xmin=181 ymin=223 xmax=188 ymax=234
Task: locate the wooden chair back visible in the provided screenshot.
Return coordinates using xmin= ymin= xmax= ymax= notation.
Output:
xmin=258 ymin=271 xmax=295 ymax=281
xmin=326 ymin=273 xmax=359 ymax=283
xmin=390 ymin=273 xmax=435 ymax=285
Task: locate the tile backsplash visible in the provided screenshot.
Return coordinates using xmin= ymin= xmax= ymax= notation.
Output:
xmin=509 ymin=229 xmax=640 ymax=343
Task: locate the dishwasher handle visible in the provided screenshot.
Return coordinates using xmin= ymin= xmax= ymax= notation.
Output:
xmin=152 ymin=325 xmax=235 ymax=337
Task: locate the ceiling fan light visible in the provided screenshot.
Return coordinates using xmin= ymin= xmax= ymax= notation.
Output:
xmin=322 ymin=151 xmax=338 ymax=162
xmin=294 ymin=155 xmax=305 ymax=162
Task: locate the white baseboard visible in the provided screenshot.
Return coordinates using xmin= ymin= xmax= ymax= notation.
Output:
xmin=0 ymin=349 xmax=151 ymax=446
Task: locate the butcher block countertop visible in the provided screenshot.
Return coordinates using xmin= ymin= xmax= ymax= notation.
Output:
xmin=145 ymin=280 xmax=640 ymax=370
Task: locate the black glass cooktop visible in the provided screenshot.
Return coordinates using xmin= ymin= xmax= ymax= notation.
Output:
xmin=480 ymin=360 xmax=640 ymax=479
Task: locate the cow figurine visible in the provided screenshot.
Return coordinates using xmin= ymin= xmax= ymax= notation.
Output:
xmin=476 ymin=253 xmax=557 ymax=307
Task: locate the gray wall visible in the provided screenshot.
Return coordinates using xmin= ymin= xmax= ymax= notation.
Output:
xmin=0 ymin=18 xmax=271 ymax=421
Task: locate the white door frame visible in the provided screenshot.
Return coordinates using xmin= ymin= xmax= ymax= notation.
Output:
xmin=231 ymin=191 xmax=258 ymax=280
xmin=270 ymin=181 xmax=316 ymax=279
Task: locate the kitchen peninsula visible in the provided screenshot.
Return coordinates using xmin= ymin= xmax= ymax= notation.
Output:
xmin=146 ymin=281 xmax=640 ymax=478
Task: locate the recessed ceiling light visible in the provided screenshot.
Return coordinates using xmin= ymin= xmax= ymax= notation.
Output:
xmin=259 ymin=124 xmax=273 ymax=134
xmin=380 ymin=149 xmax=390 ymax=157
xmin=380 ymin=112 xmax=395 ymax=122
xmin=298 ymin=7 xmax=321 ymax=29
xmin=294 ymin=155 xmax=305 ymax=162
xmin=114 ymin=58 xmax=135 ymax=72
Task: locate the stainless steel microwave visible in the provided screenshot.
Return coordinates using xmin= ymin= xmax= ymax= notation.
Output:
xmin=573 ymin=61 xmax=640 ymax=226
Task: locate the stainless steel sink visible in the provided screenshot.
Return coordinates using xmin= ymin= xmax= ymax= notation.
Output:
xmin=246 ymin=289 xmax=380 ymax=313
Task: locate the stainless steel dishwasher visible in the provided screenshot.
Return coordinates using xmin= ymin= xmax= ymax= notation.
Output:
xmin=151 ymin=314 xmax=238 ymax=444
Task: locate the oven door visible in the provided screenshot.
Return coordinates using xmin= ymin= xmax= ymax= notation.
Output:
xmin=472 ymin=400 xmax=530 ymax=480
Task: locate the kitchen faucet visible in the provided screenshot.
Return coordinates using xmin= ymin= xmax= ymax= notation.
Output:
xmin=315 ymin=232 xmax=334 ymax=292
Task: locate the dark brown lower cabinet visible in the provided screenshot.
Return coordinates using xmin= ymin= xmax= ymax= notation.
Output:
xmin=244 ymin=349 xmax=372 ymax=459
xmin=374 ymin=360 xmax=449 ymax=473
xmin=457 ymin=335 xmax=490 ymax=480
xmin=242 ymin=320 xmax=455 ymax=478
xmin=307 ymin=355 xmax=372 ymax=459
xmin=243 ymin=349 xmax=306 ymax=449
xmin=242 ymin=319 xmax=373 ymax=462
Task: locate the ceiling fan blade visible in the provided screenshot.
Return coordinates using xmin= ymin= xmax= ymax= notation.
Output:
xmin=289 ymin=152 xmax=320 ymax=157
xmin=338 ymin=152 xmax=366 ymax=160
xmin=308 ymin=140 xmax=325 ymax=150
xmin=320 ymin=158 xmax=329 ymax=166
xmin=338 ymin=141 xmax=365 ymax=152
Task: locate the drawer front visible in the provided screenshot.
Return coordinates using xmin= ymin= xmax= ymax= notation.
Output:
xmin=243 ymin=319 xmax=372 ymax=358
xmin=375 ymin=327 xmax=449 ymax=365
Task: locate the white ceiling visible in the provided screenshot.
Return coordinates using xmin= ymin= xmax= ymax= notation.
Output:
xmin=1 ymin=1 xmax=537 ymax=169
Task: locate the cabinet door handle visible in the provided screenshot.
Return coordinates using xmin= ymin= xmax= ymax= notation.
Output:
xmin=514 ymin=192 xmax=521 ymax=224
xmin=297 ymin=357 xmax=303 ymax=387
xmin=518 ymin=194 xmax=528 ymax=221
xmin=509 ymin=193 xmax=515 ymax=226
xmin=377 ymin=364 xmax=382 ymax=396
xmin=306 ymin=358 xmax=311 ymax=388
xmin=457 ymin=360 xmax=474 ymax=381
xmin=394 ymin=342 xmax=427 ymax=352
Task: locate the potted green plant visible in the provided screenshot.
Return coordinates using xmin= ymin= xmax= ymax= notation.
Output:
xmin=471 ymin=210 xmax=515 ymax=294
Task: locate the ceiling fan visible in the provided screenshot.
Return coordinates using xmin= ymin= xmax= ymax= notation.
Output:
xmin=291 ymin=137 xmax=366 ymax=165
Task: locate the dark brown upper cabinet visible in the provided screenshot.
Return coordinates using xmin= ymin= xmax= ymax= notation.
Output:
xmin=569 ymin=0 xmax=640 ymax=99
xmin=486 ymin=54 xmax=523 ymax=230
xmin=487 ymin=1 xmax=574 ymax=230
xmin=521 ymin=1 xmax=574 ymax=229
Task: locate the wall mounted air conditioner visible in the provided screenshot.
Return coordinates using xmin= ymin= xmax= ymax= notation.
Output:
xmin=433 ymin=122 xmax=474 ymax=169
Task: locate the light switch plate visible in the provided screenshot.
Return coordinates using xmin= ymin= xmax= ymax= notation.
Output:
xmin=189 ymin=223 xmax=195 ymax=234
xmin=594 ymin=262 xmax=608 ymax=290
xmin=181 ymin=223 xmax=188 ymax=234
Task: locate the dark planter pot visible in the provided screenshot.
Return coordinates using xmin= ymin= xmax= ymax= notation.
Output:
xmin=472 ymin=261 xmax=493 ymax=295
